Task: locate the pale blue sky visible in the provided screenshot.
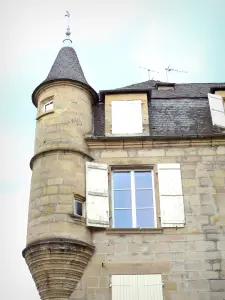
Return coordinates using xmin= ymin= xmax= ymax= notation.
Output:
xmin=1 ymin=0 xmax=225 ymax=298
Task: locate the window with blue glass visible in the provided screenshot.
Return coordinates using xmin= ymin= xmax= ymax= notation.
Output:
xmin=112 ymin=170 xmax=155 ymax=228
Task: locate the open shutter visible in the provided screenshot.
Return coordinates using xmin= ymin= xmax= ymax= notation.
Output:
xmin=158 ymin=163 xmax=185 ymax=227
xmin=208 ymin=93 xmax=225 ymax=128
xmin=86 ymin=162 xmax=109 ymax=227
xmin=138 ymin=274 xmax=163 ymax=300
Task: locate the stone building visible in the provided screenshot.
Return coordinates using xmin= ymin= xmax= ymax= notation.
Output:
xmin=23 ymin=21 xmax=225 ymax=300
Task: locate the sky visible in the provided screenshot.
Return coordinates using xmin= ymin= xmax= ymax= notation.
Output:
xmin=1 ymin=0 xmax=225 ymax=298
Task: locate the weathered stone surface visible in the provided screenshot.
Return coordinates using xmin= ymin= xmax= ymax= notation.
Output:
xmin=23 ymin=238 xmax=94 ymax=300
xmin=26 ymin=77 xmax=225 ymax=300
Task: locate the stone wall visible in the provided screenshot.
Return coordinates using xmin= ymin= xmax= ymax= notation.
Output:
xmin=71 ymin=145 xmax=225 ymax=300
xmin=25 ymin=81 xmax=95 ymax=300
xmin=34 ymin=82 xmax=93 ymax=154
xmin=27 ymin=81 xmax=93 ymax=245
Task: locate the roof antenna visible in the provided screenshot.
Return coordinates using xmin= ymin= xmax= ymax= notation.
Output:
xmin=63 ymin=11 xmax=72 ymax=46
xmin=139 ymin=66 xmax=159 ymax=80
xmin=165 ymin=65 xmax=187 ymax=82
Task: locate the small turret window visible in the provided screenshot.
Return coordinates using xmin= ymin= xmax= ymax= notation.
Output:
xmin=43 ymin=101 xmax=54 ymax=112
xmin=74 ymin=199 xmax=83 ymax=217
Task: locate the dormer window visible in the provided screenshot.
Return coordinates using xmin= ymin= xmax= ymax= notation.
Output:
xmin=156 ymin=83 xmax=175 ymax=91
xmin=43 ymin=100 xmax=54 ymax=112
xmin=111 ymin=100 xmax=143 ymax=134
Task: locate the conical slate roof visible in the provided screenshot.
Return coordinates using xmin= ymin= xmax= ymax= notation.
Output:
xmin=32 ymin=45 xmax=98 ymax=106
xmin=45 ymin=46 xmax=88 ymax=84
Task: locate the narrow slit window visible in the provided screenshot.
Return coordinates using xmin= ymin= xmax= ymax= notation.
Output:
xmin=74 ymin=200 xmax=83 ymax=217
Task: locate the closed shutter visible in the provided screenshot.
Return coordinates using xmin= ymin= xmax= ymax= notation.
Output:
xmin=112 ymin=275 xmax=163 ymax=300
xmin=111 ymin=100 xmax=143 ymax=134
xmin=138 ymin=274 xmax=163 ymax=300
xmin=208 ymin=93 xmax=225 ymax=128
xmin=158 ymin=163 xmax=185 ymax=227
xmin=86 ymin=162 xmax=109 ymax=227
xmin=112 ymin=101 xmax=127 ymax=134
xmin=125 ymin=100 xmax=143 ymax=134
xmin=112 ymin=275 xmax=138 ymax=300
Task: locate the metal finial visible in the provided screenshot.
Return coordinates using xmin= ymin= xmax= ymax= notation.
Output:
xmin=63 ymin=11 xmax=72 ymax=45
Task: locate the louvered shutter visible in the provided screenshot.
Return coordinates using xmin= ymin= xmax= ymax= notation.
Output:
xmin=86 ymin=162 xmax=109 ymax=227
xmin=112 ymin=275 xmax=138 ymax=300
xmin=112 ymin=275 xmax=163 ymax=300
xmin=138 ymin=274 xmax=163 ymax=300
xmin=208 ymin=93 xmax=225 ymax=128
xmin=158 ymin=163 xmax=185 ymax=227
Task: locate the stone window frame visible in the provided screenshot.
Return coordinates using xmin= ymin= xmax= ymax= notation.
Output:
xmin=69 ymin=194 xmax=86 ymax=226
xmin=36 ymin=95 xmax=54 ymax=120
xmin=108 ymin=164 xmax=161 ymax=232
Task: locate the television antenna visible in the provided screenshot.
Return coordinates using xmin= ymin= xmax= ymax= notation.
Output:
xmin=165 ymin=65 xmax=187 ymax=82
xmin=139 ymin=66 xmax=159 ymax=80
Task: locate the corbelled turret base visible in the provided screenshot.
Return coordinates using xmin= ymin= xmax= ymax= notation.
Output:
xmin=22 ymin=238 xmax=94 ymax=300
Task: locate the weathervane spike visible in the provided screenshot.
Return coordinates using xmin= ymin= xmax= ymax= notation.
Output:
xmin=63 ymin=11 xmax=72 ymax=45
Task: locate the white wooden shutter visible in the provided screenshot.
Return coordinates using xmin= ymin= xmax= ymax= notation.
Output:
xmin=126 ymin=100 xmax=142 ymax=134
xmin=112 ymin=275 xmax=163 ymax=300
xmin=138 ymin=274 xmax=163 ymax=300
xmin=112 ymin=275 xmax=138 ymax=300
xmin=208 ymin=93 xmax=225 ymax=128
xmin=111 ymin=100 xmax=143 ymax=134
xmin=112 ymin=101 xmax=127 ymax=134
xmin=86 ymin=162 xmax=109 ymax=227
xmin=158 ymin=163 xmax=185 ymax=227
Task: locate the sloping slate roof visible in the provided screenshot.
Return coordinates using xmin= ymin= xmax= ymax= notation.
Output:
xmin=94 ymin=80 xmax=225 ymax=136
xmin=149 ymin=98 xmax=212 ymax=136
xmin=45 ymin=46 xmax=88 ymax=84
xmin=118 ymin=80 xmax=225 ymax=98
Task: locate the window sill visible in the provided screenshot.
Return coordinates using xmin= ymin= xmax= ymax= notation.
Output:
xmin=36 ymin=110 xmax=54 ymax=120
xmin=68 ymin=213 xmax=86 ymax=225
xmin=106 ymin=228 xmax=164 ymax=235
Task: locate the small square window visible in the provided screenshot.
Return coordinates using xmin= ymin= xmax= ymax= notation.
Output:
xmin=43 ymin=101 xmax=54 ymax=112
xmin=74 ymin=200 xmax=83 ymax=217
xmin=112 ymin=170 xmax=156 ymax=228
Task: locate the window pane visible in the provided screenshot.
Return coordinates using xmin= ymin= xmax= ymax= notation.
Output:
xmin=113 ymin=172 xmax=131 ymax=189
xmin=75 ymin=201 xmax=83 ymax=216
xmin=136 ymin=209 xmax=155 ymax=228
xmin=135 ymin=189 xmax=153 ymax=208
xmin=114 ymin=190 xmax=131 ymax=208
xmin=114 ymin=209 xmax=132 ymax=228
xmin=134 ymin=171 xmax=152 ymax=189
